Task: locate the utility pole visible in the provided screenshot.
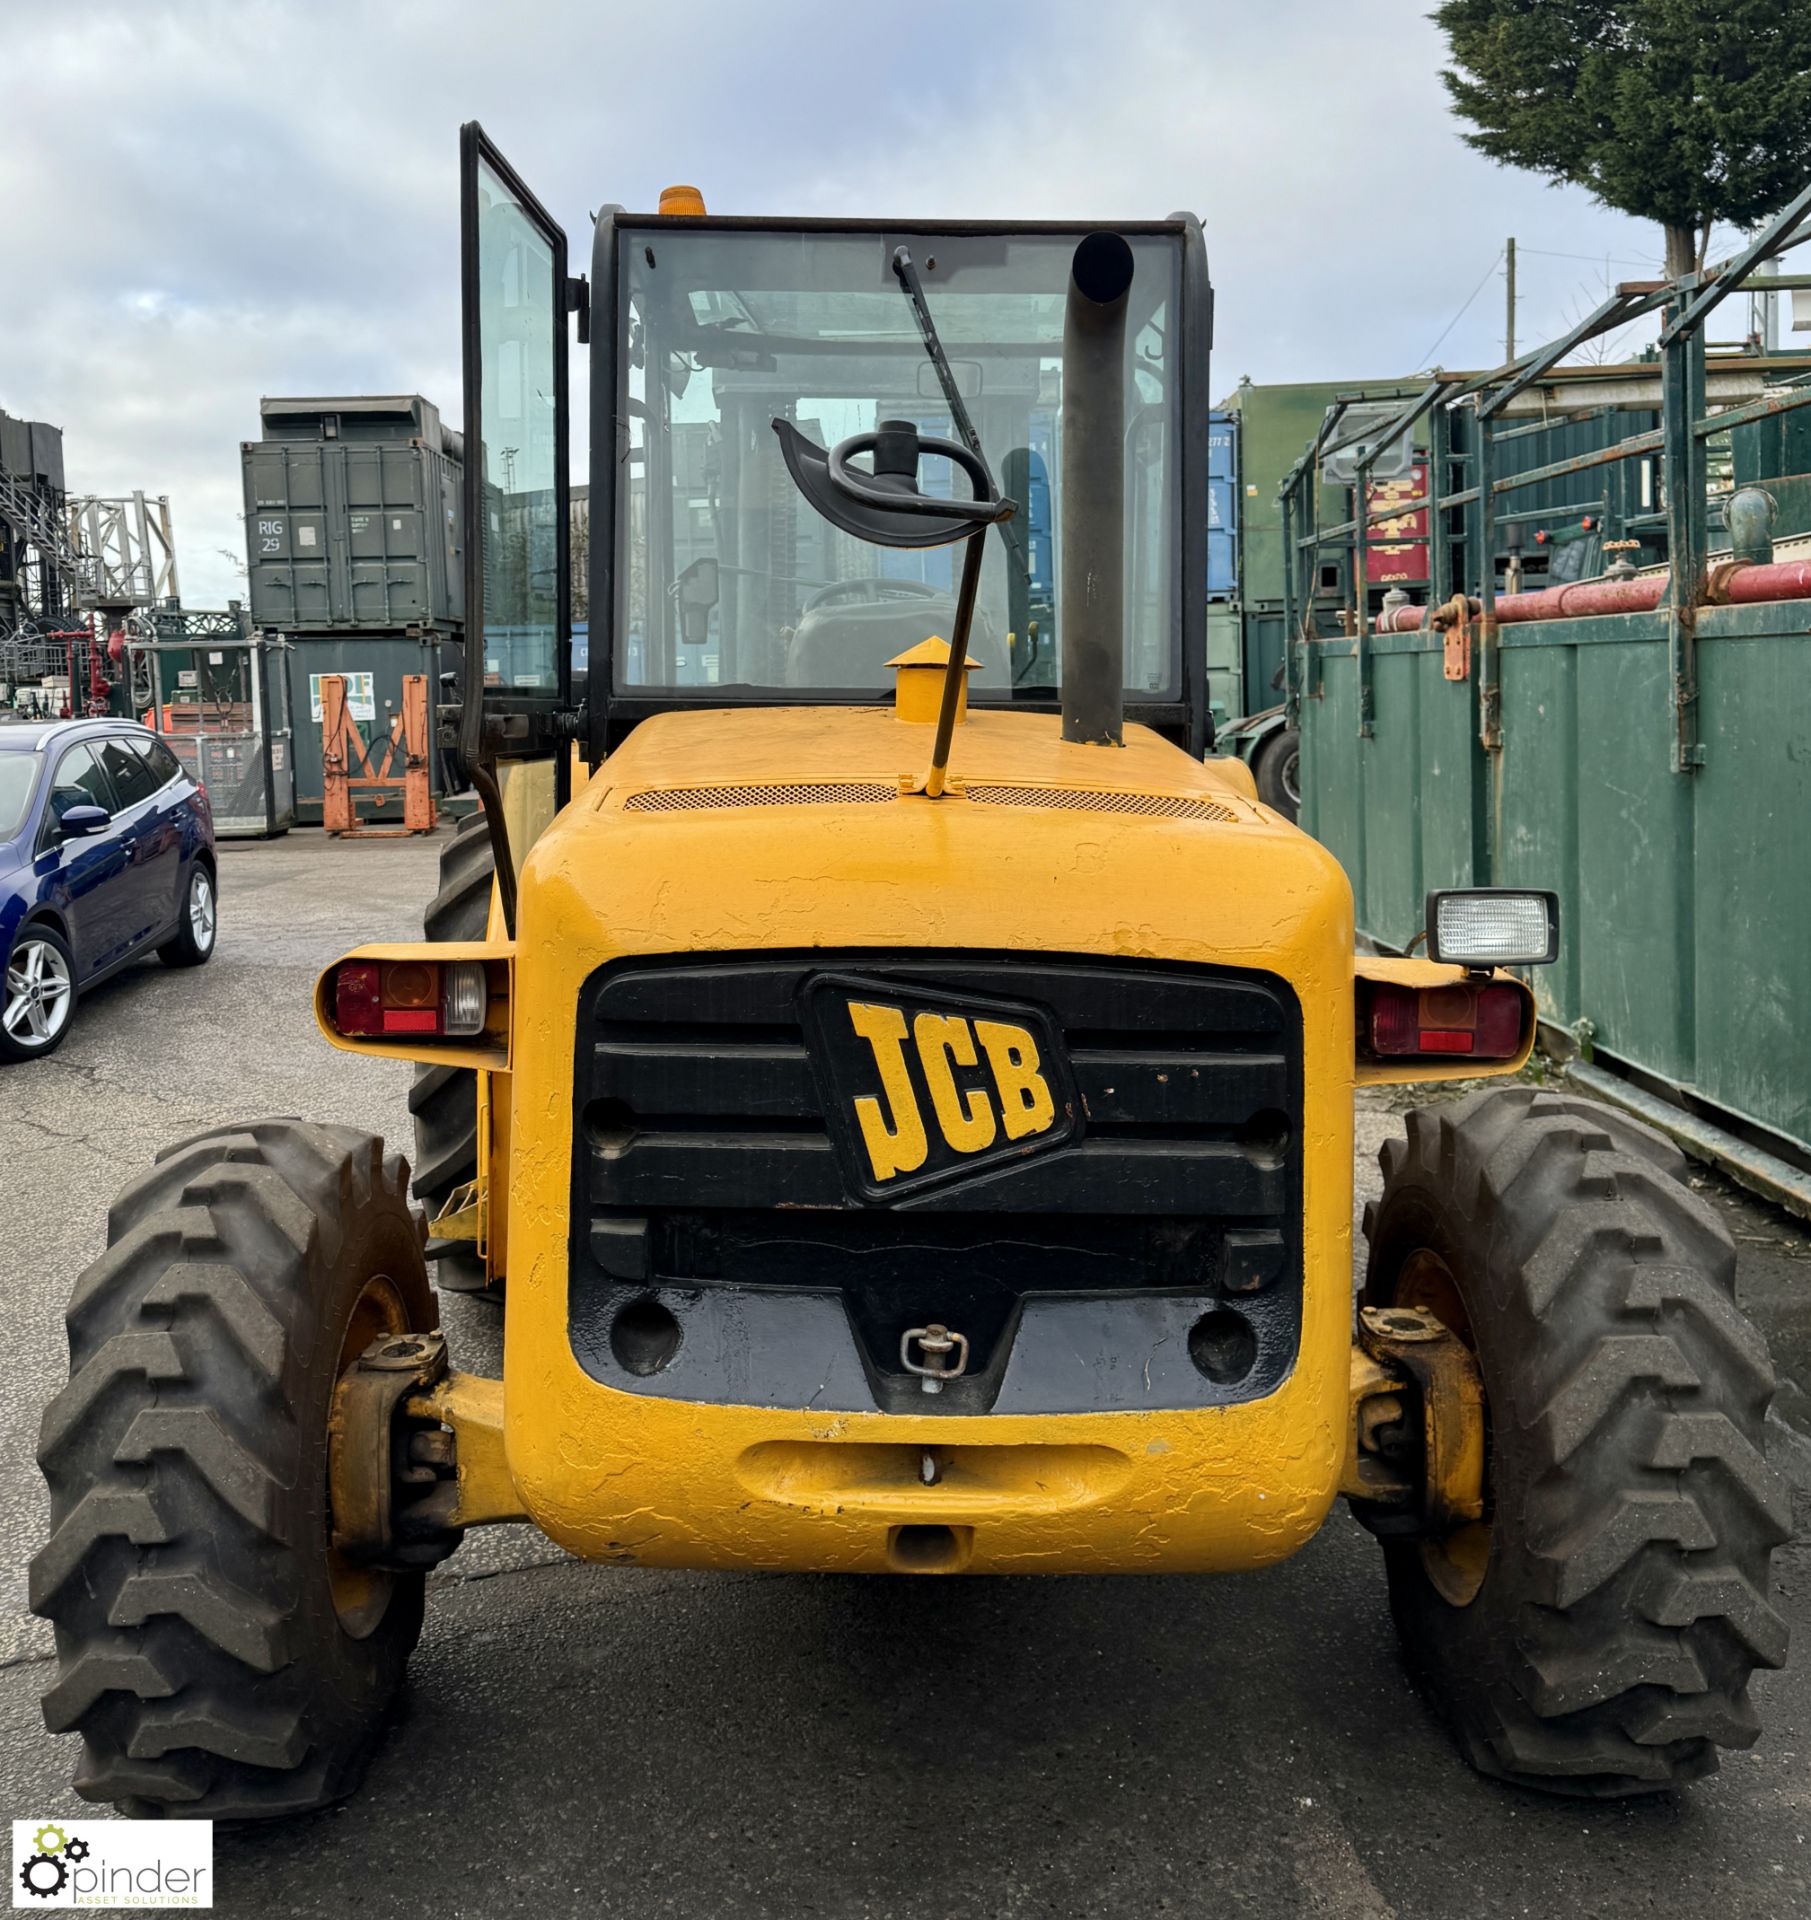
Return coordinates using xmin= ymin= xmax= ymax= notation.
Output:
xmin=1505 ymin=236 xmax=1517 ymax=362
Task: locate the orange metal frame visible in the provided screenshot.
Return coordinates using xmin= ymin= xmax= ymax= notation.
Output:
xmin=320 ymin=672 xmax=437 ymax=838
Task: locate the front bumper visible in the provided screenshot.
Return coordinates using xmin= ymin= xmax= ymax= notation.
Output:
xmin=451 ymin=1353 xmax=1353 ymax=1574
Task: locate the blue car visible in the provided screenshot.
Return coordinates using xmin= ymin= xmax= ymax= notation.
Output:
xmin=0 ymin=717 xmax=217 ymax=1062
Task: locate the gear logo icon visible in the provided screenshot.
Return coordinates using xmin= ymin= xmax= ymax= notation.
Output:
xmin=18 ymin=1851 xmax=67 ymax=1900
xmin=17 ymin=1824 xmax=86 ymax=1900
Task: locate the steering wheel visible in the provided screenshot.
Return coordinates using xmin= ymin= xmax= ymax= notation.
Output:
xmin=772 ymin=419 xmax=1015 ymax=552
xmin=802 ymin=577 xmax=947 ymax=614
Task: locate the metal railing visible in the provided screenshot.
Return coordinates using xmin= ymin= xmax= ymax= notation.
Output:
xmin=1278 ymin=178 xmax=1811 ymax=772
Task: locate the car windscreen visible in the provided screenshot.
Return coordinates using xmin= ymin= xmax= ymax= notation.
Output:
xmin=618 ymin=227 xmax=1183 ymax=702
xmin=0 ymin=752 xmax=40 ymax=843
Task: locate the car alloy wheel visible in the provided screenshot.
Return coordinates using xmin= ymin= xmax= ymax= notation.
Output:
xmin=189 ymin=868 xmax=217 ymax=953
xmin=3 ymin=936 xmax=74 ymax=1049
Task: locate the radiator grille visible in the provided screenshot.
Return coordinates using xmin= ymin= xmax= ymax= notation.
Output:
xmin=568 ymin=952 xmax=1303 ymax=1416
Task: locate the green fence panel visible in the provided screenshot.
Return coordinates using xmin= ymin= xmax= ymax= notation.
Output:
xmin=1359 ymin=647 xmax=1425 ymax=950
xmin=1301 ymin=643 xmax=1363 ymax=905
xmin=1691 ymin=613 xmax=1811 ymax=1147
xmin=1565 ymin=626 xmax=1695 ymax=1083
xmin=1301 ymin=604 xmax=1811 ymax=1158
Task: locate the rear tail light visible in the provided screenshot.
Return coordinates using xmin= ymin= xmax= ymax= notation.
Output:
xmin=1366 ymin=981 xmax=1524 ymax=1060
xmin=331 ymin=960 xmax=487 ymax=1039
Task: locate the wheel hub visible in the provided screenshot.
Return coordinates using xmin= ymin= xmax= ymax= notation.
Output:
xmin=1345 ymin=1294 xmax=1491 ymax=1606
xmin=326 ymin=1315 xmax=463 ymax=1632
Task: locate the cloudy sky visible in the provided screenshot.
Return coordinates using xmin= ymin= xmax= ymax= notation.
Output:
xmin=3 ymin=0 xmax=1751 ymax=608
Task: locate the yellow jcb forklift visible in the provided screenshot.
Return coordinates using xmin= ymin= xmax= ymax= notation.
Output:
xmin=32 ymin=127 xmax=1789 ymax=1817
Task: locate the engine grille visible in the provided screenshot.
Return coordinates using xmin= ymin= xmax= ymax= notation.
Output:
xmin=569 ymin=952 xmax=1302 ymax=1415
xmin=619 ymin=782 xmax=1239 ymax=819
xmin=964 ymin=785 xmax=1237 ymax=821
xmin=622 ymin=781 xmax=899 ymax=811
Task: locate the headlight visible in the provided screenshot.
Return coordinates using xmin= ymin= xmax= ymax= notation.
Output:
xmin=1424 ymin=889 xmax=1559 ymax=968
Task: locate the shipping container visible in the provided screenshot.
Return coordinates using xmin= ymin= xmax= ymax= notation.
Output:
xmin=1218 ymin=379 xmax=1370 ymax=606
xmin=282 ymin=633 xmax=452 ymax=827
xmin=1208 ymin=379 xmax=1413 ymax=739
xmin=242 ymin=396 xmax=463 ymax=633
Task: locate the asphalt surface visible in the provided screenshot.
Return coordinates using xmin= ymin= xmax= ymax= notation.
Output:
xmin=1 ymin=825 xmax=1807 ymax=1919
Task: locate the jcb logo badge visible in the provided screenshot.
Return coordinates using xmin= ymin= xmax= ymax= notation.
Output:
xmin=801 ymin=974 xmax=1082 ymax=1202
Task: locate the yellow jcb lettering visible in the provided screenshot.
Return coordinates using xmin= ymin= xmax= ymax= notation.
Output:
xmin=846 ymin=1002 xmax=928 ymax=1182
xmin=974 ymin=1019 xmax=1056 ymax=1140
xmin=912 ymin=1013 xmax=998 ymax=1155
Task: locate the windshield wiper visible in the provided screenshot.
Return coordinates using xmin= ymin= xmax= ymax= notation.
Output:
xmin=889 ymin=247 xmax=1028 ymax=578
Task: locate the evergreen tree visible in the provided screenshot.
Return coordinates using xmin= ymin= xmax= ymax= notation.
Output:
xmin=1433 ymin=1 xmax=1811 ymax=279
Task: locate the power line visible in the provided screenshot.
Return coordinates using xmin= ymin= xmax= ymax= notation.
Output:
xmin=1417 ymin=250 xmax=1504 ymax=367
xmin=1516 ymin=246 xmax=1659 ymax=269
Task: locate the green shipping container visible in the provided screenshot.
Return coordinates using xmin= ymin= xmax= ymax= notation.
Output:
xmin=1218 ymin=378 xmax=1398 ymax=606
xmin=283 ymin=634 xmax=452 ymax=828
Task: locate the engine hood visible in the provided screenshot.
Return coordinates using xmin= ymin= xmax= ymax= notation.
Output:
xmin=515 ymin=706 xmax=1351 ymax=981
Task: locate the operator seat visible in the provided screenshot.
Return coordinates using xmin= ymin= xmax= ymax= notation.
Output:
xmin=785 ymin=578 xmax=1004 ymax=690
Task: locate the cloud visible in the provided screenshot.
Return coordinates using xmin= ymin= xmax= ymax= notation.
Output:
xmin=1 ymin=0 xmax=1719 ymax=610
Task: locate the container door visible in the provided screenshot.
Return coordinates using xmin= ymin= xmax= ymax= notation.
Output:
xmin=1207 ymin=411 xmax=1238 ymax=602
xmin=458 ymin=121 xmax=573 ymax=853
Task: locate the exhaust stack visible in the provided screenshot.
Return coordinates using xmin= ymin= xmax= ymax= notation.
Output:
xmin=1060 ymin=231 xmax=1135 ymax=746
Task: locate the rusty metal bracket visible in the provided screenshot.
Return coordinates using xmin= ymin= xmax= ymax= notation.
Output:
xmin=328 ymin=1329 xmax=461 ymax=1569
xmin=1702 ymin=559 xmax=1752 ymax=606
xmin=1356 ymin=1305 xmax=1486 ymax=1535
xmin=1426 ymin=591 xmax=1473 ymax=682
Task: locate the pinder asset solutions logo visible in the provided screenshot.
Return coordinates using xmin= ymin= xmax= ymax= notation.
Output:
xmin=13 ymin=1821 xmax=212 ymax=1909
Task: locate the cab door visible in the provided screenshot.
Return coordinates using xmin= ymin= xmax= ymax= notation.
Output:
xmin=458 ymin=123 xmax=576 ymax=925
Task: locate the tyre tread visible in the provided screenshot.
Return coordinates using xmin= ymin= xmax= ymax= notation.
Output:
xmin=31 ymin=1120 xmax=429 ymax=1817
xmin=1365 ymin=1088 xmax=1790 ymax=1795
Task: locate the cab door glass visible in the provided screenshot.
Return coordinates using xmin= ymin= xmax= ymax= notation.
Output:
xmin=464 ymin=130 xmax=570 ymax=701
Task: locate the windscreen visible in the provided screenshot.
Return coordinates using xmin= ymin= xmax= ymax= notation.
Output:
xmin=618 ymin=228 xmax=1182 ymax=700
